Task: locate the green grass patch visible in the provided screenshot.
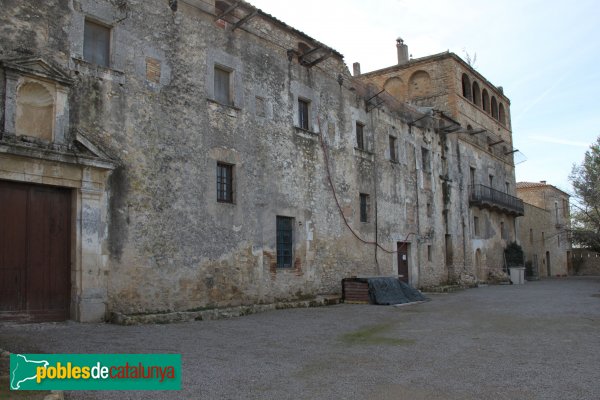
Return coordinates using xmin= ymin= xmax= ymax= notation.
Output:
xmin=339 ymin=323 xmax=415 ymax=346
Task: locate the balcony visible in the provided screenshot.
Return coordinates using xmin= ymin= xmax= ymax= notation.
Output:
xmin=469 ymin=184 xmax=524 ymax=216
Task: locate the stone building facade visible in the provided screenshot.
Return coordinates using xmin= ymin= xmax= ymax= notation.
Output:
xmin=0 ymin=0 xmax=521 ymax=322
xmin=358 ymin=41 xmax=523 ymax=283
xmin=516 ymin=181 xmax=572 ymax=276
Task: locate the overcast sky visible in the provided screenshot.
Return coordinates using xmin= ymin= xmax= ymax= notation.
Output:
xmin=250 ymin=0 xmax=600 ymax=193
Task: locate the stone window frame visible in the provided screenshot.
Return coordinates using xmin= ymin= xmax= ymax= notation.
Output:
xmin=213 ymin=64 xmax=234 ymax=106
xmin=1 ymin=58 xmax=72 ymax=145
xmin=206 ymin=50 xmax=244 ymax=109
xmin=290 ymin=81 xmax=319 ymax=133
xmin=83 ymin=18 xmax=112 ymax=68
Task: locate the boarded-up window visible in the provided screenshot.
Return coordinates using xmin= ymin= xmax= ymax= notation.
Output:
xmin=276 ymin=216 xmax=294 ymax=268
xmin=214 ymin=66 xmax=232 ymax=105
xmin=15 ymin=82 xmax=54 ymax=141
xmin=83 ymin=20 xmax=110 ymax=67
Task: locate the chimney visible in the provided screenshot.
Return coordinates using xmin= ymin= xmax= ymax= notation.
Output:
xmin=396 ymin=37 xmax=409 ymax=64
xmin=353 ymin=62 xmax=361 ymax=77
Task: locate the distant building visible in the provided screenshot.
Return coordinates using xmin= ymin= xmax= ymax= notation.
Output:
xmin=516 ymin=181 xmax=572 ymax=276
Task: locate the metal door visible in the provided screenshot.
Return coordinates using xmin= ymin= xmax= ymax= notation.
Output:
xmin=397 ymin=242 xmax=410 ymax=283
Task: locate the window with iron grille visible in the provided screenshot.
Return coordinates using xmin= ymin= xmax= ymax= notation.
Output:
xmin=356 ymin=122 xmax=365 ymax=150
xmin=214 ymin=66 xmax=232 ymax=105
xmin=360 ymin=193 xmax=369 ymax=223
xmin=276 ymin=216 xmax=294 ymax=268
xmin=298 ymin=98 xmax=309 ymax=130
xmin=389 ymin=136 xmax=397 ymax=162
xmin=83 ymin=19 xmax=110 ymax=67
xmin=216 ymin=162 xmax=233 ymax=203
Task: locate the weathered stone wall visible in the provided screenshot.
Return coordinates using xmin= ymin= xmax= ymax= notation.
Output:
xmin=516 ymin=186 xmax=571 ymax=277
xmin=571 ymin=249 xmax=600 ymax=276
xmin=517 ymin=202 xmax=569 ymax=276
xmin=1 ymin=0 xmax=518 ymax=319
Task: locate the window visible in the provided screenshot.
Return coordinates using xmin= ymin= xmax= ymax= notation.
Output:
xmin=276 ymin=216 xmax=294 ymax=268
xmin=427 ymin=245 xmax=432 ymax=262
xmin=505 ymin=182 xmax=510 ymax=193
xmin=473 ymin=216 xmax=480 ymax=236
xmin=488 ymin=174 xmax=494 ymax=188
xmin=298 ymin=98 xmax=310 ymax=130
xmin=470 ymin=167 xmax=476 ymax=186
xmin=356 ymin=122 xmax=365 ymax=150
xmin=389 ymin=136 xmax=397 ymax=162
xmin=360 ymin=193 xmax=369 ymax=223
xmin=500 ymin=221 xmax=506 ymax=239
xmin=83 ymin=19 xmax=110 ymax=67
xmin=499 ymin=103 xmax=506 ymax=125
xmin=491 ymin=96 xmax=499 ymax=119
xmin=482 ymin=89 xmax=490 ymax=113
xmin=216 ymin=162 xmax=233 ymax=203
xmin=472 ymin=81 xmax=481 ymax=106
xmin=421 ymin=147 xmax=431 ymax=172
xmin=530 ymin=228 xmax=534 ymax=244
xmin=214 ymin=66 xmax=232 ymax=105
xmin=461 ymin=74 xmax=472 ymax=100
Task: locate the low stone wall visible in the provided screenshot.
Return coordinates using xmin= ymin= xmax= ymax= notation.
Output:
xmin=110 ymin=296 xmax=340 ymax=325
xmin=571 ymin=249 xmax=600 ymax=276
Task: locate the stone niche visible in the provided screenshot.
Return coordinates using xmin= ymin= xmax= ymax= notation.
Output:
xmin=1 ymin=57 xmax=72 ymax=143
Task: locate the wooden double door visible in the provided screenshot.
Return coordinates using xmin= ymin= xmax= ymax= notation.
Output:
xmin=0 ymin=180 xmax=71 ymax=321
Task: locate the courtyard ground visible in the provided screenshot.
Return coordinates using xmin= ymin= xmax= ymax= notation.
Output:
xmin=1 ymin=277 xmax=599 ymax=400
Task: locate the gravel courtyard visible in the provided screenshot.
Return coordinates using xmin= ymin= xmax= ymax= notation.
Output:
xmin=1 ymin=277 xmax=599 ymax=400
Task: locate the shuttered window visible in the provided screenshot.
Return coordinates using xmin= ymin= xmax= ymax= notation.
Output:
xmin=83 ymin=20 xmax=110 ymax=67
xmin=214 ymin=66 xmax=232 ymax=105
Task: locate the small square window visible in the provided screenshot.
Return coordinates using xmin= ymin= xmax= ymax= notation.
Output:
xmin=84 ymin=19 xmax=110 ymax=67
xmin=298 ymin=98 xmax=310 ymax=130
xmin=276 ymin=216 xmax=294 ymax=268
xmin=389 ymin=136 xmax=397 ymax=162
xmin=356 ymin=122 xmax=365 ymax=150
xmin=214 ymin=66 xmax=232 ymax=105
xmin=360 ymin=193 xmax=370 ymax=223
xmin=216 ymin=162 xmax=233 ymax=203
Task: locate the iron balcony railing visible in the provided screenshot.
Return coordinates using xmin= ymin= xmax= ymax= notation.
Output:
xmin=469 ymin=184 xmax=524 ymax=216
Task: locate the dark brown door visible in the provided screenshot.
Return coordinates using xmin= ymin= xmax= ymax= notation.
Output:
xmin=0 ymin=181 xmax=71 ymax=321
xmin=397 ymin=242 xmax=410 ymax=283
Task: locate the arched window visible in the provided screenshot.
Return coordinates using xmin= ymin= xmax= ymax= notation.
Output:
xmin=491 ymin=96 xmax=498 ymax=119
xmin=472 ymin=82 xmax=481 ymax=106
xmin=499 ymin=103 xmax=506 ymax=125
xmin=482 ymin=89 xmax=490 ymax=113
xmin=461 ymin=73 xmax=472 ymax=100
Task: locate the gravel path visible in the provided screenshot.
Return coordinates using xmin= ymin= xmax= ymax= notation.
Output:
xmin=1 ymin=277 xmax=599 ymax=400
